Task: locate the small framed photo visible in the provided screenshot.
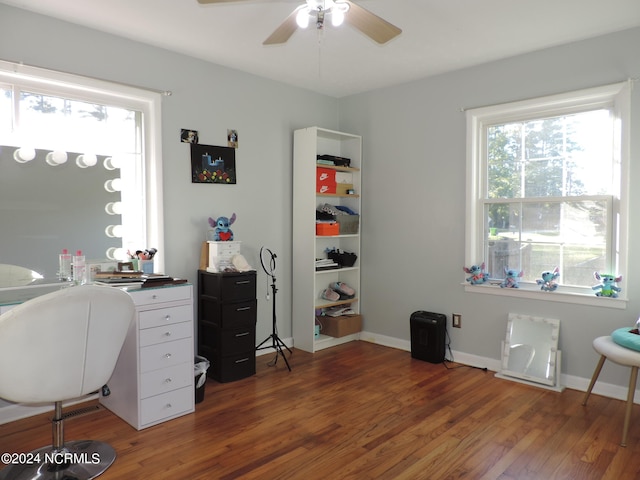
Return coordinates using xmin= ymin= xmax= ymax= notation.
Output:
xmin=181 ymin=129 xmax=199 ymax=144
xmin=227 ymin=129 xmax=238 ymax=149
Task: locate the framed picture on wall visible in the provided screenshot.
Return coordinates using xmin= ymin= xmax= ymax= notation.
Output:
xmin=190 ymin=144 xmax=236 ymax=184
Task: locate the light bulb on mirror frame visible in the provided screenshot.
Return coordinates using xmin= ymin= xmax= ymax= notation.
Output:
xmin=103 ymin=156 xmax=122 ymax=170
xmin=105 ymin=224 xmax=123 ymax=238
xmin=45 ymin=150 xmax=68 ymax=166
xmin=104 ymin=178 xmax=123 ymax=193
xmin=106 ymin=247 xmax=128 ymax=261
xmin=13 ymin=147 xmax=36 ymax=163
xmin=76 ymin=153 xmax=97 ymax=168
xmin=105 ymin=201 xmax=123 ymax=215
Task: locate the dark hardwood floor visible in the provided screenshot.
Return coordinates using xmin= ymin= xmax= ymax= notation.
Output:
xmin=2 ymin=341 xmax=640 ymax=479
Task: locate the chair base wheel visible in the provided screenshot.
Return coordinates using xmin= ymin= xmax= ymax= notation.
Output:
xmin=0 ymin=440 xmax=116 ymax=480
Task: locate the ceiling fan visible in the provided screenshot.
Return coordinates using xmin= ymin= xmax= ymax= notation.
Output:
xmin=197 ymin=0 xmax=402 ymax=45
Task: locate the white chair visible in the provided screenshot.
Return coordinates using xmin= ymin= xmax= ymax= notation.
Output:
xmin=0 ymin=263 xmax=43 ymax=287
xmin=0 ymin=285 xmax=135 ymax=480
xmin=582 ymin=335 xmax=640 ymax=447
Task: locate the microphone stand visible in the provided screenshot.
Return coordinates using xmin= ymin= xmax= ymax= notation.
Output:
xmin=256 ymin=247 xmax=292 ymax=371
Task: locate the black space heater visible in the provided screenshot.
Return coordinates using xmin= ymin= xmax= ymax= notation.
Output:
xmin=410 ymin=311 xmax=446 ymax=364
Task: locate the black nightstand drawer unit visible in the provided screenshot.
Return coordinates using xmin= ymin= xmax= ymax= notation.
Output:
xmin=198 ymin=270 xmax=257 ymax=383
xmin=199 ymin=271 xmax=256 ymax=302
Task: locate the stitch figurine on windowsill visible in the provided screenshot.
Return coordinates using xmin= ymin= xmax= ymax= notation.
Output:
xmin=592 ymin=271 xmax=622 ymax=298
xmin=463 ymin=262 xmax=490 ymax=285
xmin=536 ymin=267 xmax=560 ymax=292
xmin=500 ymin=267 xmax=523 ymax=288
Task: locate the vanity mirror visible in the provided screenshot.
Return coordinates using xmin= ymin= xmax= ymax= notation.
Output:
xmin=0 ymin=146 xmax=119 ymax=281
xmin=0 ymin=61 xmax=163 ymax=287
xmin=496 ymin=313 xmax=563 ymax=391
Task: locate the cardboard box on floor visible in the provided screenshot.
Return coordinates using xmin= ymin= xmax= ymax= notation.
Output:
xmin=320 ymin=314 xmax=362 ymax=338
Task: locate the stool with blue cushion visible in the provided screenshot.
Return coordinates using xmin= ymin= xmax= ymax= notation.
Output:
xmin=582 ymin=330 xmax=640 ymax=447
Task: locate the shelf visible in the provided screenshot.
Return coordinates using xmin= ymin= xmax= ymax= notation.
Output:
xmin=317 ymin=193 xmax=360 ymax=198
xmin=316 ymin=234 xmax=359 ymax=239
xmin=315 ymin=266 xmax=358 ymax=274
xmin=316 ymin=164 xmax=360 ymax=173
xmin=293 ymin=126 xmax=361 ymax=353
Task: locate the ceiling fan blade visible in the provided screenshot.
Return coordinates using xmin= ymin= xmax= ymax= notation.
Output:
xmin=343 ymin=1 xmax=401 ymax=44
xmin=263 ymin=6 xmax=301 ymax=45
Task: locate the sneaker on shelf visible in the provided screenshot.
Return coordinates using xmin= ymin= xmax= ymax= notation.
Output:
xmin=331 ymin=281 xmax=355 ymax=297
xmin=321 ymin=288 xmax=340 ymax=302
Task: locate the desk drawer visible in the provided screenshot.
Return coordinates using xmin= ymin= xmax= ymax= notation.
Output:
xmin=140 ymin=362 xmax=192 ymax=398
xmin=140 ymin=386 xmax=192 ymax=426
xmin=140 ymin=321 xmax=193 ymax=347
xmin=140 ymin=337 xmax=192 ymax=373
xmin=129 ymin=285 xmax=192 ymax=307
xmin=139 ymin=304 xmax=192 ymax=330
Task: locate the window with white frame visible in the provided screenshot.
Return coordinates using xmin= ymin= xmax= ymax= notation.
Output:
xmin=465 ymin=83 xmax=629 ymax=299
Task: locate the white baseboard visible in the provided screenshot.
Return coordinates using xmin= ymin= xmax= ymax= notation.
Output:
xmin=358 ymin=330 xmax=640 ymax=404
xmin=0 ymin=394 xmax=98 ymax=426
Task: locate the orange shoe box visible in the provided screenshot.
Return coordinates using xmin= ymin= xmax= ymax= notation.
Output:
xmin=316 ymin=223 xmax=339 ymax=236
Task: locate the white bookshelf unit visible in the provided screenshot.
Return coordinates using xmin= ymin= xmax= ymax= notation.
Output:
xmin=292 ymin=127 xmax=362 ymax=353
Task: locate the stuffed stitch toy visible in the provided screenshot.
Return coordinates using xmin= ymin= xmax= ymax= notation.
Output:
xmin=536 ymin=267 xmax=560 ymax=292
xmin=500 ymin=267 xmax=523 ymax=288
xmin=592 ymin=271 xmax=622 ymax=298
xmin=463 ymin=262 xmax=490 ymax=284
xmin=208 ymin=213 xmax=236 ymax=241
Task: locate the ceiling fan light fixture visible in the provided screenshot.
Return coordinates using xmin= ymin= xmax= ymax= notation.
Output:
xmin=331 ymin=8 xmax=345 ymax=27
xmin=296 ymin=6 xmax=311 ymax=29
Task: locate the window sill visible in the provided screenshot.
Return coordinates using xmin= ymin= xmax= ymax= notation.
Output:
xmin=463 ymin=282 xmax=627 ymax=309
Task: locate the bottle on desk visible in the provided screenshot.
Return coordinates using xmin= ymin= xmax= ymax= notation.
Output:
xmin=73 ymin=250 xmax=86 ymax=285
xmin=59 ymin=248 xmax=72 ymax=281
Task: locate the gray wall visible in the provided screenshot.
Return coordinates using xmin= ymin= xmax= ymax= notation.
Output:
xmin=339 ymin=27 xmax=640 ymax=386
xmin=2 ymin=3 xmax=640 ymax=390
xmin=0 ymin=4 xmax=338 ymax=347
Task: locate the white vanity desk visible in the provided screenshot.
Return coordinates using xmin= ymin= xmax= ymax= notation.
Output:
xmin=0 ymin=282 xmax=195 ymax=430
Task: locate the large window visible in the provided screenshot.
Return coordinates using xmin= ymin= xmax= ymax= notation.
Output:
xmin=466 ymin=83 xmax=629 ymax=303
xmin=0 ymin=61 xmax=163 ymax=277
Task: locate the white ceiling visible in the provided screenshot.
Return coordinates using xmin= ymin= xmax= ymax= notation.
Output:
xmin=2 ymin=0 xmax=640 ymax=97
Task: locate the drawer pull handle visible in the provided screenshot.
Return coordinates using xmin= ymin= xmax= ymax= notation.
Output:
xmin=235 ymin=332 xmax=250 ymax=337
xmin=164 ymin=315 xmax=171 ymax=321
xmin=164 ymin=378 xmax=172 ymax=384
xmin=152 ymin=294 xmax=158 ymax=299
xmin=236 ymin=306 xmax=251 ymax=312
xmin=164 ymin=353 xmax=172 ymax=359
xmin=164 ymin=331 xmax=172 ymax=336
xmin=236 ymin=280 xmax=251 ymax=285
xmin=165 ymin=403 xmax=172 ymax=409
xmin=235 ymin=357 xmax=250 ymax=364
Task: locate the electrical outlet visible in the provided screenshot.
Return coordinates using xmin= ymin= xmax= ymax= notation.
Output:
xmin=452 ymin=313 xmax=462 ymax=328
